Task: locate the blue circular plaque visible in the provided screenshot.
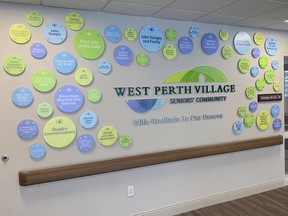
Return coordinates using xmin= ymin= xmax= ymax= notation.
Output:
xmin=139 ymin=25 xmax=164 ymax=52
xmin=53 ymin=51 xmax=77 ymax=74
xmin=271 ymin=104 xmax=280 ymax=117
xmin=30 ymin=43 xmax=47 ymax=59
xmin=12 ymin=87 xmax=34 ymax=107
xmin=178 ymin=36 xmax=193 ymax=54
xmin=98 ymin=60 xmax=112 ymax=74
xmin=251 ymin=47 xmax=260 ymax=58
xmin=76 ymin=134 xmax=95 ymax=153
xmin=271 ymin=60 xmax=279 ymax=70
xmin=249 ymin=101 xmax=258 ymax=112
xmin=265 ymin=37 xmax=278 ymax=56
xmin=273 ymin=118 xmax=282 ymax=130
xmin=113 ymin=45 xmax=133 ymax=66
xmin=44 ymin=22 xmax=67 ymax=44
xmin=189 ymin=26 xmax=199 ymax=38
xmin=233 ymin=120 xmax=244 ymax=134
xmin=250 ymin=66 xmax=259 ymax=77
xmin=54 ymin=85 xmax=84 ymax=113
xmin=17 ymin=119 xmax=38 ymax=139
xmin=201 ymin=33 xmax=219 ymax=55
xmin=234 ymin=32 xmax=251 ymax=55
xmin=29 ymin=143 xmax=46 ymax=159
xmin=104 ymin=25 xmax=122 ymax=43
xmin=80 ymin=111 xmax=97 ymax=129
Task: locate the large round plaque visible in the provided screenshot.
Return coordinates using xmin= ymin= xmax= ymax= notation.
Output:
xmin=178 ymin=36 xmax=193 ymax=54
xmin=256 ymin=110 xmax=270 ymax=130
xmin=76 ymin=134 xmax=95 ymax=153
xmin=234 ymin=32 xmax=251 ymax=55
xmin=26 ymin=11 xmax=43 ymax=27
xmin=74 ymin=28 xmax=105 ymax=59
xmin=53 ymin=51 xmax=77 ymax=74
xmin=65 ymin=12 xmax=84 ymax=31
xmin=3 ymin=55 xmax=26 ymax=75
xmin=139 ymin=25 xmax=164 ymax=53
xmin=30 ymin=43 xmax=47 ymax=59
xmin=98 ymin=125 xmax=118 ymax=146
xmin=113 ymin=45 xmax=133 ymax=66
xmin=54 ymin=85 xmax=84 ymax=113
xmin=201 ymin=33 xmax=219 ymax=55
xmin=43 ymin=116 xmax=76 ymax=148
xmin=9 ymin=24 xmax=31 ymax=44
xmin=12 ymin=87 xmax=34 ymax=107
xmin=104 ymin=25 xmax=122 ymax=43
xmin=17 ymin=119 xmax=38 ymax=139
xmin=265 ymin=37 xmax=278 ymax=56
xmin=44 ymin=22 xmax=67 ymax=44
xmin=32 ymin=69 xmax=56 ymax=92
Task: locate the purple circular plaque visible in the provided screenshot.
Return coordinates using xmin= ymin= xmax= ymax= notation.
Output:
xmin=201 ymin=33 xmax=219 ymax=55
xmin=178 ymin=36 xmax=193 ymax=54
xmin=249 ymin=101 xmax=258 ymax=112
xmin=17 ymin=119 xmax=38 ymax=139
xmin=251 ymin=47 xmax=260 ymax=58
xmin=113 ymin=45 xmax=133 ymax=66
xmin=273 ymin=118 xmax=282 ymax=130
xmin=76 ymin=134 xmax=96 ymax=153
xmin=30 ymin=43 xmax=47 ymax=59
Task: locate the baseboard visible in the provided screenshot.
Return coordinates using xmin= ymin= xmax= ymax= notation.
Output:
xmin=134 ymin=178 xmax=284 ymax=216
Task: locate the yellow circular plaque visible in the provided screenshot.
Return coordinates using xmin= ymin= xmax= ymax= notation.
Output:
xmin=65 ymin=12 xmax=84 ymax=31
xmin=163 ymin=44 xmax=177 ymax=60
xmin=98 ymin=126 xmax=118 ymax=146
xmin=256 ymin=110 xmax=271 ymax=130
xmin=124 ymin=28 xmax=137 ymax=41
xmin=9 ymin=24 xmax=31 ymax=44
xmin=273 ymin=81 xmax=280 ymax=92
xmin=253 ymin=32 xmax=264 ymax=45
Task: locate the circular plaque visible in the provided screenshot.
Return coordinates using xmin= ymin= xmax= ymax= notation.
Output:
xmin=249 ymin=101 xmax=258 ymax=112
xmin=17 ymin=119 xmax=38 ymax=139
xmin=3 ymin=55 xmax=26 ymax=75
xmin=255 ymin=77 xmax=266 ymax=91
xmin=118 ymin=133 xmax=132 ymax=148
xmin=74 ymin=28 xmax=105 ymax=59
xmin=32 ymin=69 xmax=56 ymax=92
xmin=136 ymin=53 xmax=149 ymax=67
xmin=237 ymin=106 xmax=247 ymax=117
xmin=113 ymin=45 xmax=133 ymax=66
xmin=44 ymin=22 xmax=67 ymax=44
xmin=238 ymin=57 xmax=250 ymax=74
xmin=26 ymin=11 xmax=44 ymax=27
xmin=273 ymin=81 xmax=280 ymax=92
xmin=98 ymin=125 xmax=118 ymax=146
xmin=271 ymin=60 xmax=279 ymax=70
xmin=250 ymin=66 xmax=259 ymax=77
xmin=43 ymin=116 xmax=76 ymax=148
xmin=76 ymin=134 xmax=95 ymax=153
xmin=251 ymin=47 xmax=260 ymax=58
xmin=219 ymin=28 xmax=229 ymax=41
xmin=98 ymin=60 xmax=112 ymax=74
xmin=233 ymin=120 xmax=244 ymax=134
xmin=12 ymin=87 xmax=34 ymax=107
xmin=264 ymin=69 xmax=275 ymax=84
xmin=245 ymin=86 xmax=256 ymax=99
xmin=253 ymin=32 xmax=264 ymax=45
xmin=178 ymin=36 xmax=193 ymax=54
xmin=80 ymin=111 xmax=97 ymax=129
xmin=162 ymin=44 xmax=177 ymax=60
xmin=259 ymin=56 xmax=269 ymax=69
xmin=29 ymin=143 xmax=46 ymax=159
xmin=165 ymin=28 xmax=177 ymax=41
xmin=234 ymin=32 xmax=251 ymax=55
xmin=271 ymin=104 xmax=280 ymax=117
xmin=273 ymin=118 xmax=282 ymax=130
xmin=87 ymin=88 xmax=102 ymax=103
xmin=9 ymin=24 xmax=31 ymax=44
xmin=256 ymin=110 xmax=270 ymax=130
xmin=75 ymin=68 xmax=93 ymax=86
xmin=37 ymin=102 xmax=53 ymax=118
xmin=65 ymin=12 xmax=84 ymax=31
xmin=265 ymin=37 xmax=278 ymax=56
xmin=189 ymin=26 xmax=199 ymax=38
xmin=201 ymin=33 xmax=219 ymax=55
xmin=139 ymin=25 xmax=164 ymax=52
xmin=244 ymin=113 xmax=254 ymax=127
xmin=104 ymin=25 xmax=122 ymax=43
xmin=54 ymin=85 xmax=84 ymax=113
xmin=53 ymin=51 xmax=77 ymax=74
xmin=221 ymin=45 xmax=233 ymax=59
xmin=124 ymin=27 xmax=137 ymax=41
xmin=30 ymin=43 xmax=47 ymax=59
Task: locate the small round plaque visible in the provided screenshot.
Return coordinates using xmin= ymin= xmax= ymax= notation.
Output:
xmin=75 ymin=68 xmax=93 ymax=86
xmin=251 ymin=47 xmax=260 ymax=58
xmin=3 ymin=55 xmax=26 ymax=75
xmin=273 ymin=81 xmax=281 ymax=92
xmin=104 ymin=25 xmax=122 ymax=43
xmin=113 ymin=45 xmax=133 ymax=66
xmin=87 ymin=88 xmax=102 ymax=103
xmin=273 ymin=118 xmax=282 ymax=130
xmin=244 ymin=113 xmax=254 ymax=127
xmin=245 ymin=86 xmax=256 ymax=99
xmin=253 ymin=32 xmax=264 ymax=45
xmin=270 ymin=104 xmax=280 ymax=117
xmin=221 ymin=45 xmax=233 ymax=59
xmin=119 ymin=133 xmax=132 ymax=148
xmin=271 ymin=60 xmax=279 ymax=70
xmin=178 ymin=36 xmax=193 ymax=54
xmin=9 ymin=24 xmax=31 ymax=44
xmin=37 ymin=102 xmax=53 ymax=118
xmin=98 ymin=125 xmax=118 ymax=146
xmin=53 ymin=52 xmax=77 ymax=74
xmin=249 ymin=101 xmax=258 ymax=112
xmin=162 ymin=44 xmax=177 ymax=60
xmin=65 ymin=12 xmax=84 ymax=31
xmin=98 ymin=60 xmax=112 ymax=74
xmin=12 ymin=87 xmax=34 ymax=107
xmin=256 ymin=110 xmax=271 ymax=130
xmin=32 ymin=69 xmax=56 ymax=92
xmin=238 ymin=58 xmax=251 ymax=74
xmin=255 ymin=77 xmax=266 ymax=91
xmin=124 ymin=27 xmax=137 ymax=41
xmin=233 ymin=120 xmax=244 ymax=134
xmin=80 ymin=111 xmax=97 ymax=129
xmin=17 ymin=119 xmax=38 ymax=139
xmin=259 ymin=56 xmax=269 ymax=69
xmin=250 ymin=66 xmax=259 ymax=77
xmin=76 ymin=134 xmax=95 ymax=153
xmin=264 ymin=69 xmax=275 ymax=84
xmin=136 ymin=53 xmax=149 ymax=67
xmin=44 ymin=22 xmax=67 ymax=44
xmin=26 ymin=11 xmax=44 ymax=27
xmin=30 ymin=43 xmax=47 ymax=59
xmin=219 ymin=29 xmax=229 ymax=41
xmin=237 ymin=106 xmax=247 ymax=117
xmin=29 ymin=143 xmax=46 ymax=159
xmin=201 ymin=33 xmax=219 ymax=55
xmin=165 ymin=28 xmax=177 ymax=41
xmin=189 ymin=26 xmax=199 ymax=38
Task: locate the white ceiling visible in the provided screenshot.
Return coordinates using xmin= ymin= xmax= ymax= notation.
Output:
xmin=2 ymin=0 xmax=288 ymax=31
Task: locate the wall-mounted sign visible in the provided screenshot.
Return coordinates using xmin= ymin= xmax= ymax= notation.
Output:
xmin=76 ymin=134 xmax=95 ymax=153
xmin=189 ymin=26 xmax=199 ymax=38
xmin=219 ymin=28 xmax=229 ymax=41
xmin=87 ymin=88 xmax=102 ymax=103
xmin=258 ymin=93 xmax=282 ymax=102
xmin=44 ymin=22 xmax=67 ymax=44
xmin=98 ymin=60 xmax=112 ymax=74
xmin=30 ymin=43 xmax=47 ymax=59
xmin=233 ymin=120 xmax=244 ymax=134
xmin=256 ymin=110 xmax=270 ymax=130
xmin=43 ymin=116 xmax=76 ymax=148
xmin=249 ymin=101 xmax=258 ymax=112
xmin=273 ymin=118 xmax=282 ymax=130
xmin=165 ymin=28 xmax=177 ymax=41
xmin=37 ymin=102 xmax=53 ymax=118
xmin=221 ymin=45 xmax=233 ymax=59
xmin=80 ymin=111 xmax=97 ymax=129
xmin=253 ymin=32 xmax=264 ymax=45
xmin=237 ymin=106 xmax=247 ymax=117
xmin=271 ymin=60 xmax=279 ymax=70
xmin=32 ymin=69 xmax=56 ymax=92
xmin=54 ymin=85 xmax=84 ymax=113
xmin=118 ymin=133 xmax=132 ymax=148
xmin=245 ymin=86 xmax=256 ymax=99
xmin=270 ymin=104 xmax=280 ymax=117
xmin=75 ymin=68 xmax=93 ymax=86
xmin=244 ymin=113 xmax=254 ymax=127
xmin=201 ymin=33 xmax=219 ymax=55
xmin=53 ymin=51 xmax=77 ymax=74
xmin=259 ymin=55 xmax=269 ymax=69
xmin=113 ymin=45 xmax=133 ymax=66
xmin=264 ymin=69 xmax=275 ymax=84
xmin=273 ymin=81 xmax=280 ymax=92
xmin=136 ymin=53 xmax=149 ymax=67
xmin=255 ymin=77 xmax=266 ymax=91
xmin=98 ymin=125 xmax=118 ymax=146
xmin=104 ymin=25 xmax=122 ymax=43
xmin=29 ymin=143 xmax=46 ymax=159
xmin=139 ymin=25 xmax=164 ymax=52
xmin=238 ymin=57 xmax=250 ymax=74
xmin=65 ymin=12 xmax=84 ymax=31
xmin=234 ymin=31 xmax=251 ymax=55
xmin=178 ymin=36 xmax=193 ymax=54
xmin=12 ymin=87 xmax=34 ymax=107
xmin=17 ymin=119 xmax=38 ymax=139
xmin=251 ymin=47 xmax=260 ymax=58
xmin=3 ymin=55 xmax=26 ymax=75
xmin=250 ymin=66 xmax=259 ymax=77
xmin=162 ymin=44 xmax=177 ymax=60
xmin=124 ymin=27 xmax=137 ymax=41
xmin=265 ymin=37 xmax=278 ymax=56
xmin=74 ymin=28 xmax=105 ymax=59
xmin=26 ymin=11 xmax=44 ymax=27
xmin=9 ymin=24 xmax=31 ymax=44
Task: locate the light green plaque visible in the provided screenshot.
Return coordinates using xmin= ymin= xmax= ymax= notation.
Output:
xmin=87 ymin=88 xmax=102 ymax=103
xmin=32 ymin=69 xmax=56 ymax=92
xmin=26 ymin=11 xmax=43 ymax=27
xmin=165 ymin=28 xmax=177 ymax=41
xmin=245 ymin=86 xmax=256 ymax=99
xmin=136 ymin=53 xmax=149 ymax=67
xmin=244 ymin=113 xmax=254 ymax=127
xmin=255 ymin=77 xmax=266 ymax=91
xmin=259 ymin=56 xmax=269 ymax=69
xmin=264 ymin=69 xmax=275 ymax=84
xmin=219 ymin=28 xmax=229 ymax=41
xmin=238 ymin=57 xmax=251 ymax=74
xmin=3 ymin=55 xmax=26 ymax=75
xmin=221 ymin=45 xmax=233 ymax=59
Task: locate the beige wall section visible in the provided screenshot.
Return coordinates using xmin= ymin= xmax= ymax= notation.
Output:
xmin=0 ymin=2 xmax=286 ymax=216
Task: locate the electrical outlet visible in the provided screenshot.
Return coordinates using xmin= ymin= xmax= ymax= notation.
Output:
xmin=128 ymin=185 xmax=134 ymax=197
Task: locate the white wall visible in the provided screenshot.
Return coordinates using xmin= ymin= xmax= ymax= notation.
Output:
xmin=0 ymin=2 xmax=285 ymax=216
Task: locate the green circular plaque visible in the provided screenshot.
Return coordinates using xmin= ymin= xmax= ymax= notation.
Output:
xmin=32 ymin=69 xmax=56 ymax=92
xmin=273 ymin=81 xmax=280 ymax=92
xmin=9 ymin=24 xmax=31 ymax=44
xmin=98 ymin=125 xmax=118 ymax=146
xmin=255 ymin=77 xmax=266 ymax=91
xmin=219 ymin=28 xmax=229 ymax=41
xmin=264 ymin=69 xmax=275 ymax=84
xmin=259 ymin=56 xmax=269 ymax=69
xmin=37 ymin=102 xmax=53 ymax=118
xmin=75 ymin=68 xmax=93 ymax=86
xmin=237 ymin=106 xmax=247 ymax=117
xmin=136 ymin=53 xmax=149 ymax=67
xmin=3 ymin=55 xmax=26 ymax=75
xmin=253 ymin=32 xmax=264 ymax=45
xmin=163 ymin=44 xmax=177 ymax=60
xmin=244 ymin=113 xmax=254 ymax=127
xmin=74 ymin=28 xmax=105 ymax=60
xmin=87 ymin=88 xmax=102 ymax=103
xmin=221 ymin=45 xmax=233 ymax=59
xmin=124 ymin=28 xmax=137 ymax=41
xmin=165 ymin=28 xmax=177 ymax=41
xmin=245 ymin=86 xmax=256 ymax=99
xmin=65 ymin=12 xmax=84 ymax=31
xmin=26 ymin=11 xmax=43 ymax=27
xmin=118 ymin=133 xmax=132 ymax=148
xmin=238 ymin=57 xmax=250 ymax=73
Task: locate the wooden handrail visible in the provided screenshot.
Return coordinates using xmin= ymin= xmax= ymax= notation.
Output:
xmin=19 ymin=135 xmax=283 ymax=186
